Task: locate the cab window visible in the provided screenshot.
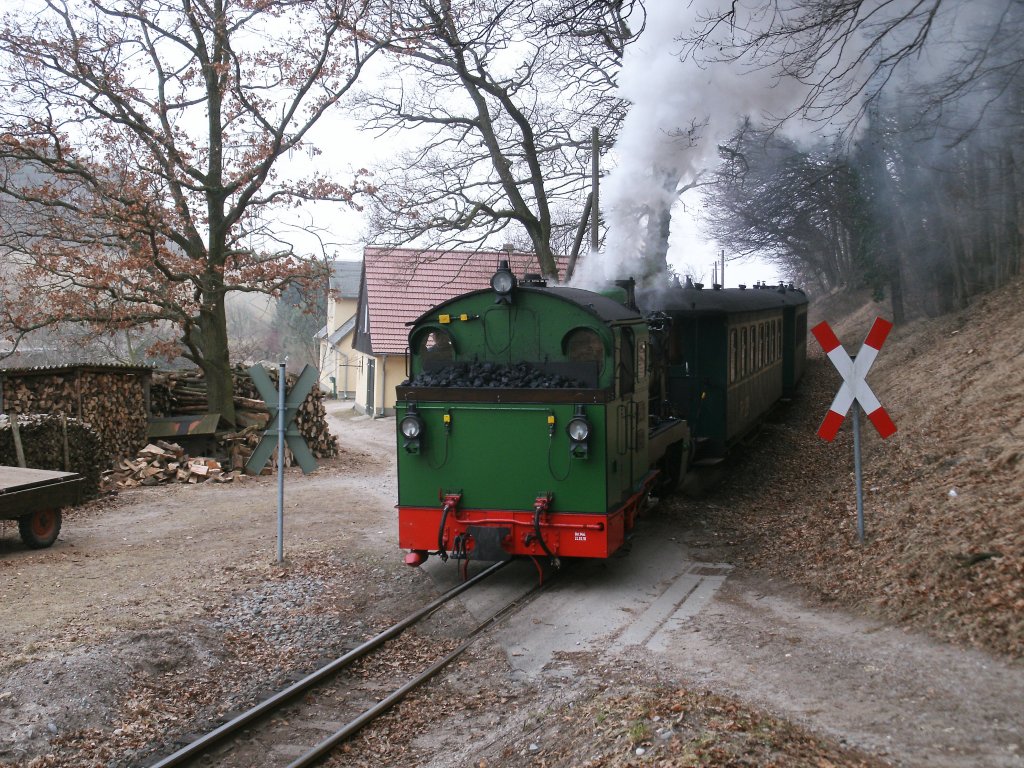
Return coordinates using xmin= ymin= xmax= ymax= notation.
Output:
xmin=619 ymin=327 xmax=635 ymax=395
xmin=417 ymin=328 xmax=453 ymax=363
xmin=563 ymin=327 xmax=605 ymax=373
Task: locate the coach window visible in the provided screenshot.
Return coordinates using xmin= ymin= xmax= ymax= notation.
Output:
xmin=729 ymin=328 xmax=738 ymax=383
xmin=417 ymin=328 xmax=454 ymax=363
xmin=740 ymin=327 xmax=748 ymax=379
xmin=563 ymin=327 xmax=605 ymax=374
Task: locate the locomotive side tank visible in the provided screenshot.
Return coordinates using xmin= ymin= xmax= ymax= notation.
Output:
xmin=396 ymin=264 xmax=689 ymax=565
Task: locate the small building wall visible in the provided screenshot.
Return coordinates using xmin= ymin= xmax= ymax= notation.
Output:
xmin=319 ymin=296 xmax=359 ymax=398
xmin=353 ymin=351 xmax=407 ymax=417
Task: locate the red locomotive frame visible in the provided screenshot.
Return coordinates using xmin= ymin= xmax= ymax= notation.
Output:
xmin=398 ymin=470 xmax=659 ymax=564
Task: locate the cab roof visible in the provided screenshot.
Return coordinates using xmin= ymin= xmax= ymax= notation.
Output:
xmin=409 ymin=284 xmax=643 ymax=327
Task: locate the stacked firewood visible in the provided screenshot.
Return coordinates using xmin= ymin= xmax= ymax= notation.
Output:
xmin=0 ymin=414 xmax=105 ymax=498
xmin=151 ymin=366 xmax=339 ymax=458
xmin=101 ymin=423 xmax=308 ymax=489
xmin=1 ymin=367 xmax=150 ymax=463
xmin=102 ymin=440 xmax=239 ymax=488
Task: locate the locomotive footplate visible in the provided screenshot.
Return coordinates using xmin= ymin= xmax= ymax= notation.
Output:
xmin=463 ymin=526 xmax=512 ymax=562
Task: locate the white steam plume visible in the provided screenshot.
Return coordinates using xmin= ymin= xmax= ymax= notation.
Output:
xmin=570 ymin=0 xmax=838 ymax=289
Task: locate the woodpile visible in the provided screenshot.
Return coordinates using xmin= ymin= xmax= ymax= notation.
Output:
xmin=103 ymin=440 xmax=240 ymax=488
xmin=0 ymin=365 xmax=151 ymax=464
xmin=0 ymin=414 xmax=105 ymax=498
xmin=101 ymin=422 xmax=304 ymax=489
xmin=151 ymin=366 xmax=339 ymax=460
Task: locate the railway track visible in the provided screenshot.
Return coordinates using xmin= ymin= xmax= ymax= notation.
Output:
xmin=147 ymin=559 xmax=543 ymax=767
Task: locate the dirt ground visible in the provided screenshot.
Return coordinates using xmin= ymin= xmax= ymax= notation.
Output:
xmin=1 ymin=282 xmax=1023 ymax=767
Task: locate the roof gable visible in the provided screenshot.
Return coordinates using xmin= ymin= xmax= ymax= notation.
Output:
xmin=359 ymin=246 xmax=561 ymax=355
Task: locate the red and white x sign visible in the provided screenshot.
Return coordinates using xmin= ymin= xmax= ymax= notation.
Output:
xmin=812 ymin=317 xmax=897 ymax=442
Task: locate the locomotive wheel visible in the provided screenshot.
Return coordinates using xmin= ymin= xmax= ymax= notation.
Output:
xmin=656 ymin=442 xmax=686 ymax=495
xmin=18 ymin=508 xmax=63 ymax=549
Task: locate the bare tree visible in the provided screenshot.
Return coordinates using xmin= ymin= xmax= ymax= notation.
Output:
xmin=358 ymin=0 xmax=639 ymax=280
xmin=688 ymin=0 xmax=1023 ymax=319
xmin=0 ymin=0 xmax=387 ymax=422
xmin=686 ymin=0 xmax=1024 ymax=137
xmin=703 ymin=125 xmax=869 ymax=291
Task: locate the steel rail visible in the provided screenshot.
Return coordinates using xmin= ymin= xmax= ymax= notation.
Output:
xmin=147 ymin=560 xmax=509 ymax=768
xmin=284 ymin=577 xmax=545 ymax=768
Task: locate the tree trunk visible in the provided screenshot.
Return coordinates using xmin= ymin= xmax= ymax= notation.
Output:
xmin=888 ymin=250 xmax=906 ymax=325
xmin=534 ymin=239 xmax=560 ymax=282
xmin=1006 ymin=145 xmax=1024 ymax=283
xmin=639 ymin=171 xmax=678 ymax=285
xmin=197 ymin=298 xmax=236 ymax=426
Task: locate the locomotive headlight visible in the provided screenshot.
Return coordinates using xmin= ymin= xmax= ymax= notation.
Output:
xmin=566 ymin=405 xmax=591 ymax=459
xmin=400 ymin=415 xmax=422 ymax=439
xmin=400 ymin=407 xmax=424 ymax=453
xmin=567 ymin=417 xmax=590 ymax=442
xmin=490 ymin=259 xmax=516 ymax=302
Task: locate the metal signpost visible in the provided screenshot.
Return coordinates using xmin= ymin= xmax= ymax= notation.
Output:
xmin=245 ymin=362 xmax=320 ymax=562
xmin=812 ymin=318 xmax=897 ymax=543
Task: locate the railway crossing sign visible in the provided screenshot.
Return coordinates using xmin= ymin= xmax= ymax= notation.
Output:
xmin=244 ymin=363 xmax=319 ymax=475
xmin=812 ymin=317 xmax=897 ymax=543
xmin=245 ymin=361 xmax=321 ymax=563
xmin=812 ymin=317 xmax=897 ymax=441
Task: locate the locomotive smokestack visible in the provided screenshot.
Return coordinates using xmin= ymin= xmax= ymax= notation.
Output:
xmin=615 ymin=278 xmax=638 ymax=311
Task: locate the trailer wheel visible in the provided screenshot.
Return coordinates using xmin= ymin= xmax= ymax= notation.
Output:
xmin=18 ymin=508 xmax=63 ymax=549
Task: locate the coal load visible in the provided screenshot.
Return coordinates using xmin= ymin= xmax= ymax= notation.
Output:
xmin=408 ymin=362 xmax=582 ymax=389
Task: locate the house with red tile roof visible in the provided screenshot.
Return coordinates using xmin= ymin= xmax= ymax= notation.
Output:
xmin=350 ymin=246 xmax=561 ymax=416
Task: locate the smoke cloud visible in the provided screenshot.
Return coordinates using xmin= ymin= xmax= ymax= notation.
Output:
xmin=572 ymin=0 xmax=991 ymax=290
xmin=572 ymin=0 xmax=816 ymax=289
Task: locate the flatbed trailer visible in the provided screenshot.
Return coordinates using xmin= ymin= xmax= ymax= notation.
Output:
xmin=0 ymin=466 xmax=84 ymax=549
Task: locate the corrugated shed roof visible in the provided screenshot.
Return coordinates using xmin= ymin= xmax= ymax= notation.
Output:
xmin=0 ymin=363 xmax=154 ymax=375
xmin=329 ymin=260 xmax=362 ymax=298
xmin=362 ymin=246 xmax=563 ymax=355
